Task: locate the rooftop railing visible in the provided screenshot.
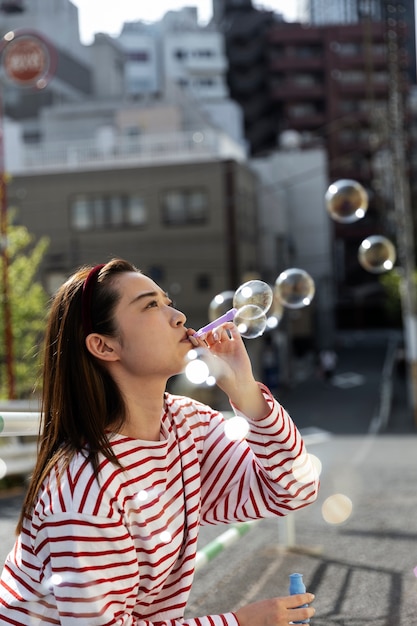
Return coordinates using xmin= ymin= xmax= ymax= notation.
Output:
xmin=12 ymin=128 xmax=247 ymax=174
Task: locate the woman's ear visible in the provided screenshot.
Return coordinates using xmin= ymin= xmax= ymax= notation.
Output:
xmin=85 ymin=334 xmax=119 ymax=362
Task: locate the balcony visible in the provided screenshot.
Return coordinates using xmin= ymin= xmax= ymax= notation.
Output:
xmin=269 ymin=56 xmax=323 ymax=71
xmin=270 ymin=83 xmax=324 ymax=100
xmin=286 ymin=113 xmax=326 ymax=130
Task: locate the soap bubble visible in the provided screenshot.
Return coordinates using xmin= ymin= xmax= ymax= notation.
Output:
xmin=208 ymin=291 xmax=235 ymax=321
xmin=322 ymin=493 xmax=353 ymax=525
xmin=266 ymin=293 xmax=284 ymax=330
xmin=325 ymin=179 xmax=368 ymax=223
xmin=184 ymin=348 xmax=223 ymax=385
xmin=358 ymin=235 xmax=396 ymax=273
xmin=224 ymin=415 xmax=250 ymax=441
xmin=233 ymin=280 xmax=273 ymax=314
xmin=274 ymin=268 xmax=315 ymax=309
xmin=234 ymin=304 xmax=267 ymax=339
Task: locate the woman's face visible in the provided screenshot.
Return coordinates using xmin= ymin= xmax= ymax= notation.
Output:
xmin=106 ymin=272 xmax=193 ymax=380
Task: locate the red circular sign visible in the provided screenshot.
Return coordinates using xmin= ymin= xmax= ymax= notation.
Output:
xmin=2 ymin=34 xmax=51 ymax=87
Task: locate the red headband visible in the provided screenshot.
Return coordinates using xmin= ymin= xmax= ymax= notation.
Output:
xmin=81 ymin=264 xmax=105 ymax=336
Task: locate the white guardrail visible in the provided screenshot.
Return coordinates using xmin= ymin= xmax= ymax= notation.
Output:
xmin=0 ymin=411 xmax=329 ymax=480
xmin=0 ymin=411 xmax=40 ymax=478
xmin=0 ymin=411 xmax=327 ymax=557
xmin=0 ymin=408 xmax=329 ymax=478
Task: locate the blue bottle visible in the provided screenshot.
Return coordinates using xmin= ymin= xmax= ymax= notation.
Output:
xmin=289 ymin=573 xmax=310 ymax=624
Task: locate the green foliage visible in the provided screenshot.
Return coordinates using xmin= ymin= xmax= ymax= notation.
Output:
xmin=379 ymin=268 xmax=417 ymax=326
xmin=0 ymin=221 xmax=49 ymax=399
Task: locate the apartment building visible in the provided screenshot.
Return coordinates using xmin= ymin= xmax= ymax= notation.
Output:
xmin=222 ymin=0 xmax=413 ymax=328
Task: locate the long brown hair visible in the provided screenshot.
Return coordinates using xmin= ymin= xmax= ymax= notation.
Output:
xmin=17 ymin=258 xmax=138 ymax=533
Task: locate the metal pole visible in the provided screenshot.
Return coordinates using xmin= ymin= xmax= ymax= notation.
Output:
xmin=385 ymin=4 xmax=417 ymax=425
xmin=0 ymin=89 xmax=15 ymax=399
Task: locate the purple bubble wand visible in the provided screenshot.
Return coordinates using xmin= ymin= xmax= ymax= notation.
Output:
xmin=193 ymin=308 xmax=238 ymax=337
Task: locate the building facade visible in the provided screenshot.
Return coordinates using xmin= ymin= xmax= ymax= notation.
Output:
xmin=220 ymin=0 xmax=414 ymax=328
xmin=8 ymin=153 xmax=259 ymax=332
xmin=0 ymin=0 xmax=93 ymax=127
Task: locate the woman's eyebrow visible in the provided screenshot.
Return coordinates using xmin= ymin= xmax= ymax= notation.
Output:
xmin=129 ymin=290 xmax=169 ymax=305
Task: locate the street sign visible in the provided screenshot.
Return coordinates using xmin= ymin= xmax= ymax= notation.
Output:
xmin=1 ymin=30 xmax=56 ymax=88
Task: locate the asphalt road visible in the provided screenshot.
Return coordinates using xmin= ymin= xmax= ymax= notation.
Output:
xmin=188 ymin=434 xmax=417 ymax=626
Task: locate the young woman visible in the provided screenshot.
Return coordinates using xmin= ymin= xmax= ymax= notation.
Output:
xmin=0 ymin=258 xmax=318 ymax=626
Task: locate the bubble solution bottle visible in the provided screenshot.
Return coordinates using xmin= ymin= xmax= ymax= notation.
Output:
xmin=289 ymin=573 xmax=310 ymax=624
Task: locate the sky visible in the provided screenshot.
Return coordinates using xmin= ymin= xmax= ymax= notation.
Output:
xmin=70 ymin=0 xmax=303 ymax=44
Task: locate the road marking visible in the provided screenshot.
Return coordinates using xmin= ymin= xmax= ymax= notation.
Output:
xmin=332 ymin=372 xmax=365 ymax=388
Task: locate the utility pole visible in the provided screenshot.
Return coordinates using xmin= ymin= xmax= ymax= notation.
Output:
xmin=0 ymin=113 xmax=14 ymax=398
xmin=384 ymin=1 xmax=417 ymax=425
xmin=0 ymin=27 xmax=55 ymax=398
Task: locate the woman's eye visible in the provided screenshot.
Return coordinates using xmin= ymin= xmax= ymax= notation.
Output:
xmin=146 ymin=300 xmax=158 ymax=308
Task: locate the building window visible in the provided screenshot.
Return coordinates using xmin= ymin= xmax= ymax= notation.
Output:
xmin=338 ymin=43 xmax=360 ymax=56
xmin=338 ymin=70 xmax=365 ymax=84
xmin=161 ymin=188 xmax=208 ymax=225
xmin=175 ymin=49 xmax=187 ymax=60
xmin=127 ymin=51 xmax=150 ymax=62
xmin=196 ymin=273 xmax=211 ymax=291
xmin=194 ymin=49 xmax=214 ymax=58
xmin=70 ymin=193 xmax=147 ymax=230
xmin=23 ymin=130 xmax=42 ymax=145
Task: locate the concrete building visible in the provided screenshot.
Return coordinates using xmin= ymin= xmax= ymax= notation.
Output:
xmin=307 ymin=0 xmax=416 ymax=87
xmin=0 ymin=0 xmax=94 ymax=153
xmin=117 ymin=21 xmax=161 ymax=96
xmin=308 ymin=0 xmax=383 ymax=23
xmin=0 ymin=0 xmax=86 ymax=63
xmin=89 ymin=34 xmax=126 ymax=100
xmin=117 ymin=7 xmax=246 ymax=149
xmin=7 ymin=128 xmax=255 ymax=330
xmin=118 ymin=7 xmax=229 ymax=102
xmin=252 ymin=143 xmax=334 ymax=352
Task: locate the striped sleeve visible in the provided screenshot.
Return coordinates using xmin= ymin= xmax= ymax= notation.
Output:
xmin=199 ymin=383 xmax=319 ymax=524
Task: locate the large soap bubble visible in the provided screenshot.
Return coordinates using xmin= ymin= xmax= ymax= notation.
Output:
xmin=234 ymin=304 xmax=267 ymax=339
xmin=208 ymin=291 xmax=235 ymax=321
xmin=322 ymin=493 xmax=353 ymax=525
xmin=199 ymin=282 xmax=273 ymax=341
xmin=266 ymin=293 xmax=284 ymax=330
xmin=325 ymin=179 xmax=368 ymax=223
xmin=358 ymin=235 xmax=396 ymax=273
xmin=275 ymin=268 xmax=315 ymax=309
xmin=233 ymin=280 xmax=273 ymax=314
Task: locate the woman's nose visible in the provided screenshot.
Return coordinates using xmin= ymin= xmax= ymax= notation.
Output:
xmin=174 ymin=308 xmax=186 ymax=325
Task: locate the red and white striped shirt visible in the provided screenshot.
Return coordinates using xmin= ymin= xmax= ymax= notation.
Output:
xmin=0 ymin=385 xmax=318 ymax=625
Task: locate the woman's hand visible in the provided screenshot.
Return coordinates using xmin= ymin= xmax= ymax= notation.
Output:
xmin=187 ymin=323 xmax=270 ymax=420
xmin=234 ymin=593 xmax=315 ymax=626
